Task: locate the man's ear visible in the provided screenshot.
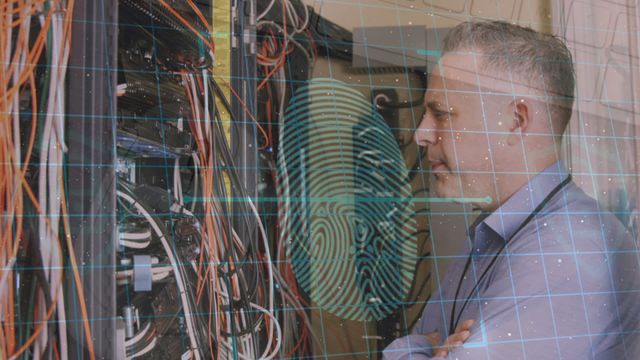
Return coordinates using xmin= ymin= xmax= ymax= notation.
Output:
xmin=506 ymin=99 xmax=530 ymax=146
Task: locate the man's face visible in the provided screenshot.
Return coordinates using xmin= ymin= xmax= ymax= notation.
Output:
xmin=415 ymin=52 xmax=514 ymax=208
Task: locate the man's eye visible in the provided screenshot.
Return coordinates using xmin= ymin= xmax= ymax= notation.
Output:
xmin=433 ymin=110 xmax=449 ymax=120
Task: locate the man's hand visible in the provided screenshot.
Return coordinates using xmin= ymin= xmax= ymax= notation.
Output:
xmin=425 ymin=319 xmax=475 ymax=358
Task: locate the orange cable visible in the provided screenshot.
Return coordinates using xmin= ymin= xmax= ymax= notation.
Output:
xmin=157 ymin=0 xmax=214 ymax=53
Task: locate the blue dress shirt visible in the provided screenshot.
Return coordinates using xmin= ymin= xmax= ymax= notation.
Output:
xmin=384 ymin=162 xmax=640 ymax=359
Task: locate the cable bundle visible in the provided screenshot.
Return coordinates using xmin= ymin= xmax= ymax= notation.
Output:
xmin=0 ymin=0 xmax=95 ymax=359
xmin=254 ymin=1 xmax=321 ymax=356
xmin=181 ymin=71 xmax=282 ymax=359
xmin=257 ymin=0 xmax=317 ymax=93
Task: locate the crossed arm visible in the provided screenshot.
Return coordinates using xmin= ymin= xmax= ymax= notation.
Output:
xmin=427 ymin=320 xmax=475 ymax=358
xmin=383 ymin=320 xmax=474 ymax=359
xmin=383 ymin=245 xmax=623 ymax=359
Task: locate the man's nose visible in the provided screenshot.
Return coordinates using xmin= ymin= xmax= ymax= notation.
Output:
xmin=414 ymin=113 xmax=439 ymax=147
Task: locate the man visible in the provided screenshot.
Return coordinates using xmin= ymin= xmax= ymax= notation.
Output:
xmin=384 ymin=21 xmax=639 ymax=359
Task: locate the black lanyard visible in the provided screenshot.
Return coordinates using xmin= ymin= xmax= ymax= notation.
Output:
xmin=448 ymin=175 xmax=572 ymax=335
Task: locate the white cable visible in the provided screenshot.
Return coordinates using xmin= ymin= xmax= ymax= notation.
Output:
xmin=250 ymin=303 xmax=282 ymax=360
xmin=116 ymin=266 xmax=174 ymax=279
xmin=119 ymin=239 xmax=151 ymax=249
xmin=217 ymin=275 xmax=255 ymax=359
xmin=151 ymin=271 xmax=171 ymax=281
xmin=5 ymin=11 xmax=22 ymax=309
xmin=125 ymin=322 xmax=151 ymax=347
xmin=39 ymin=5 xmax=71 ymax=357
xmin=257 ymin=0 xmax=277 ymax=21
xmin=202 ymin=69 xmax=211 ymax=140
xmin=246 ymin=199 xmax=279 ymax=359
xmin=285 ymin=1 xmax=298 ymax=31
xmin=55 ymin=2 xmax=71 ymax=352
xmin=117 ymin=191 xmax=201 ymax=360
xmin=120 ymin=229 xmax=152 ymax=241
xmin=56 ymin=4 xmax=72 ymax=354
xmin=174 ymin=158 xmax=180 ymax=204
xmin=239 ymin=309 xmax=255 ymax=358
xmin=218 ymin=305 xmax=281 ymax=360
xmin=116 ymin=268 xmax=172 ymax=284
xmin=36 ymin=19 xmax=53 ymax=270
xmin=186 ymin=75 xmax=204 ymax=145
xmin=190 ymin=152 xmax=199 ymax=212
xmin=36 ymin=39 xmax=53 ymax=360
xmin=126 ymin=336 xmax=157 ymax=359
xmin=298 ymin=1 xmax=310 ymax=34
xmin=117 ymin=83 xmax=128 ymax=96
xmin=174 ymin=158 xmax=184 ymax=205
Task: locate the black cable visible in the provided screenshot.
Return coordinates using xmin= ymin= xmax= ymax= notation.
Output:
xmin=210 ymin=108 xmax=262 ymax=304
xmin=208 ymin=78 xmax=266 ymax=299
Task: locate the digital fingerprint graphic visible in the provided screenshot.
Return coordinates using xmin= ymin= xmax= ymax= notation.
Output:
xmin=277 ymin=78 xmax=417 ymax=321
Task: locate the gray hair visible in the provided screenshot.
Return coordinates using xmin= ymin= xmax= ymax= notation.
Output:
xmin=442 ymin=20 xmax=575 ymax=131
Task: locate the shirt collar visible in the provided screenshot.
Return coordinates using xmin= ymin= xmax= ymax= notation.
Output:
xmin=481 ymin=161 xmax=569 ymax=242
